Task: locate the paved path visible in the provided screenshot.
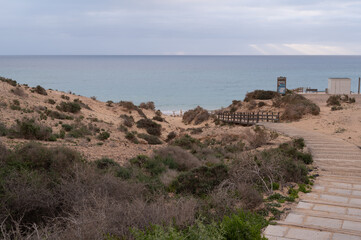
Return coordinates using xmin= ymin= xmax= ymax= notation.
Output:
xmin=262 ymin=123 xmax=361 ymax=240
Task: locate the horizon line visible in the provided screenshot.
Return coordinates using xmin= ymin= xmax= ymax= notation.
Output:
xmin=1 ymin=54 xmax=361 ymax=57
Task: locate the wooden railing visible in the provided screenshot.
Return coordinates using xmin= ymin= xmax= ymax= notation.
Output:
xmin=216 ymin=111 xmax=280 ymax=125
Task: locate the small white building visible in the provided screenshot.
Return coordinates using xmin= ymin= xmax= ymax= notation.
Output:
xmin=328 ymin=78 xmax=351 ymax=94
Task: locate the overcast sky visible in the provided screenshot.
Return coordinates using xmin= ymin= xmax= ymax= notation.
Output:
xmin=1 ymin=0 xmax=360 ymax=55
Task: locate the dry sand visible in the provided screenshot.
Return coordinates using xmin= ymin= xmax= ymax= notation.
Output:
xmin=290 ymin=94 xmax=361 ymax=147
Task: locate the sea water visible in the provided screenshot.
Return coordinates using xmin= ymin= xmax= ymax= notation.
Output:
xmin=0 ymin=55 xmax=360 ymax=113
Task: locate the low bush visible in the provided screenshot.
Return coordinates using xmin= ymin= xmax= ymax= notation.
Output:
xmin=106 ymin=100 xmax=114 ymax=107
xmin=173 ymin=134 xmax=201 ymax=150
xmin=166 ymin=131 xmax=177 ymax=142
xmin=153 ymin=115 xmax=164 ymax=122
xmin=139 ymin=101 xmax=155 ymax=110
xmin=228 ymin=100 xmax=242 ymax=113
xmin=97 ymin=131 xmax=110 ymax=140
xmin=221 ymin=211 xmax=268 ymax=240
xmin=61 ymin=94 xmax=70 ymax=100
xmin=327 ymin=95 xmax=341 ymax=106
xmin=136 ymin=119 xmax=161 ymax=136
xmin=0 ymin=122 xmax=8 ymax=136
xmin=47 ymin=99 xmax=56 ymax=105
xmin=119 ymin=101 xmax=137 ymax=110
xmin=138 ymin=133 xmax=162 ymax=145
xmin=120 ymin=114 xmax=134 ymax=127
xmin=183 ymin=106 xmax=210 ymax=125
xmin=244 ymin=90 xmax=280 ymax=102
xmin=155 ymin=146 xmax=202 ymax=171
xmin=56 ymin=101 xmax=81 ymax=113
xmin=46 ymin=110 xmax=73 ymax=120
xmin=331 ymin=106 xmax=343 ymax=111
xmin=61 ymin=124 xmax=73 ymax=132
xmin=118 ymin=124 xmax=128 ymax=132
xmin=68 ymin=125 xmax=92 ymax=138
xmin=0 ymin=76 xmax=17 ymax=86
xmin=126 ymin=132 xmax=139 ymax=144
xmin=277 ymin=94 xmax=320 ymax=121
xmin=258 ymin=101 xmax=266 ymax=107
xmin=9 ymin=119 xmax=54 ymax=141
xmin=95 ymin=158 xmax=120 ymax=170
xmin=170 ymin=164 xmax=228 ymax=196
xmin=11 ymin=87 xmax=27 ymax=97
xmin=35 ymin=85 xmax=47 ymax=95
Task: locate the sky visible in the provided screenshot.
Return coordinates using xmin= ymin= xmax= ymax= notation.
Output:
xmin=0 ymin=0 xmax=361 ymax=55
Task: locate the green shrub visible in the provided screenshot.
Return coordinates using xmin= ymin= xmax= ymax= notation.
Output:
xmin=118 ymin=124 xmax=128 ymax=132
xmin=152 ymin=115 xmax=164 ymax=122
xmin=95 ymin=158 xmax=120 ymax=169
xmin=138 ymin=133 xmax=162 ymax=145
xmin=331 ymin=106 xmax=343 ymax=111
xmin=244 ymin=90 xmax=280 ymax=101
xmin=61 ymin=124 xmax=73 ymax=132
xmin=97 ymin=131 xmax=110 ymax=140
xmin=46 ymin=110 xmax=73 ymax=120
xmin=272 ymin=182 xmax=280 ymax=190
xmin=67 ymin=125 xmax=91 ymax=138
xmin=120 ymin=114 xmax=134 ymax=127
xmin=10 ymin=119 xmax=53 ymax=141
xmin=61 ymin=94 xmax=70 ymax=100
xmin=136 ymin=119 xmax=161 ymax=136
xmin=173 ymin=134 xmax=200 ymax=150
xmin=126 ymin=132 xmax=139 ymax=144
xmin=170 ymin=164 xmax=228 ymax=196
xmin=0 ymin=76 xmax=17 ymax=86
xmin=116 ymin=166 xmax=133 ymax=179
xmin=258 ymin=101 xmax=266 ymax=107
xmin=139 ymin=101 xmax=155 ymax=110
xmin=221 ymin=211 xmax=268 ymax=240
xmin=56 ymin=101 xmax=81 ymax=113
xmin=183 ymin=106 xmax=210 ymax=125
xmin=47 ymin=99 xmax=56 ymax=105
xmin=0 ymin=122 xmax=8 ymax=136
xmin=293 ymin=138 xmax=305 ymax=149
xmin=34 ymin=85 xmax=47 ymax=95
xmin=278 ymin=94 xmax=320 ymax=121
xmin=166 ymin=131 xmax=177 ymax=142
xmin=327 ymin=95 xmax=341 ymax=106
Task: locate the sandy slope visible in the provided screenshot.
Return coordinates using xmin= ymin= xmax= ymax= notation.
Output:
xmin=290 ymin=94 xmax=361 ymax=147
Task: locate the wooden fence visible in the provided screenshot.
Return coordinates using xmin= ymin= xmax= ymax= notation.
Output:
xmin=216 ymin=111 xmax=280 ymax=125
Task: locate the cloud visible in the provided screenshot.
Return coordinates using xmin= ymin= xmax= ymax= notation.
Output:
xmin=0 ymin=0 xmax=360 ymax=54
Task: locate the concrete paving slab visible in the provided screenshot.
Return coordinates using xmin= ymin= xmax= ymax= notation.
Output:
xmin=313 ymin=204 xmax=347 ymax=214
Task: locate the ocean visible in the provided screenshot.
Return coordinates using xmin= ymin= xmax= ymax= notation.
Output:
xmin=1 ymin=55 xmax=360 ymax=113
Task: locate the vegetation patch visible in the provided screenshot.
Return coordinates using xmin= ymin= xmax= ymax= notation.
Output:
xmin=139 ymin=101 xmax=155 ymax=110
xmin=0 ymin=76 xmax=17 ymax=86
xmin=136 ymin=119 xmax=161 ymax=136
xmin=244 ymin=90 xmax=280 ymax=101
xmin=170 ymin=164 xmax=229 ymax=196
xmin=138 ymin=133 xmax=162 ymax=145
xmin=97 ymin=131 xmax=110 ymax=141
xmin=120 ymin=114 xmax=134 ymax=127
xmin=34 ymin=85 xmax=47 ymax=95
xmin=56 ymin=101 xmax=81 ymax=113
xmin=7 ymin=118 xmax=56 ymax=141
xmin=183 ymin=106 xmax=210 ymax=125
xmin=274 ymin=93 xmax=320 ymax=121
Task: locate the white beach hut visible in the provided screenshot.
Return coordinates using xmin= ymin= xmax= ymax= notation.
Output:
xmin=328 ymin=78 xmax=351 ymax=94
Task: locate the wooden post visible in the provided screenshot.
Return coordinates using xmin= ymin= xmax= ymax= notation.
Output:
xmin=266 ymin=112 xmax=269 ymax=122
xmin=359 ymin=77 xmax=360 ymax=94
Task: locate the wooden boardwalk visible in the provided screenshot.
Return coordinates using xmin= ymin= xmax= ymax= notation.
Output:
xmin=262 ymin=123 xmax=361 ymax=240
xmin=217 ymin=111 xmax=280 ymax=125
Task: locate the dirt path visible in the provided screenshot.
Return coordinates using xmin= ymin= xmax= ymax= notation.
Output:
xmin=262 ymin=123 xmax=361 ymax=240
